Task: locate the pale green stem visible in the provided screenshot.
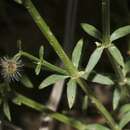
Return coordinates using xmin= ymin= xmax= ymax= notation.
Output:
xmin=13 ymin=92 xmax=87 ymax=130
xmin=101 ymin=0 xmax=126 ymax=83
xmin=22 ymin=0 xmax=77 ymax=76
xmin=102 ymin=0 xmax=110 ymax=44
xmin=77 ymin=79 xmax=120 ymax=130
xmin=14 ymin=51 xmax=68 ymax=75
xmin=106 ymin=50 xmax=126 ymax=83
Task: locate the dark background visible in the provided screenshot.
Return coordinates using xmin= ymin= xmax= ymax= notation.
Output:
xmin=0 ymin=0 xmax=129 ymax=55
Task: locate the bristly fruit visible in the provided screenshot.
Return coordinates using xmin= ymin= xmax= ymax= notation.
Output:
xmin=0 ymin=57 xmax=23 ymax=82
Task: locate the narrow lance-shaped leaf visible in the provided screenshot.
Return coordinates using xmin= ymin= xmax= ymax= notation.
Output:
xmin=35 ymin=45 xmax=44 ymax=75
xmin=126 ymin=77 xmax=130 ymax=86
xmin=122 ymin=66 xmax=127 ymax=77
xmin=110 ymin=25 xmax=130 ymax=42
xmin=12 ymin=97 xmax=22 ymax=106
xmin=39 ymin=45 xmax=44 ymax=60
xmin=67 ymin=79 xmax=77 ymax=109
xmin=81 ymin=23 xmax=102 ymax=41
xmin=92 ymin=73 xmax=114 ymax=86
xmin=113 ymin=88 xmax=120 ymax=110
xmin=3 ymin=101 xmax=11 ymax=121
xmin=108 ymin=44 xmax=125 ymax=67
xmin=84 ymin=47 xmax=104 ymax=79
xmin=125 ymin=60 xmax=130 ymax=73
xmin=35 ymin=63 xmax=42 ymax=75
xmin=39 ymin=74 xmax=69 ymax=89
xmin=119 ymin=112 xmax=130 ymax=129
xmin=72 ymin=39 xmax=83 ymax=68
xmin=82 ymin=95 xmax=88 ymax=111
xmin=87 ymin=124 xmax=110 ymax=130
xmin=20 ymin=74 xmax=33 ymax=88
xmin=120 ymin=104 xmax=130 ymax=116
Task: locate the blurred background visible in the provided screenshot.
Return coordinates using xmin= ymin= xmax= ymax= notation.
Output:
xmin=0 ymin=0 xmax=130 ymax=130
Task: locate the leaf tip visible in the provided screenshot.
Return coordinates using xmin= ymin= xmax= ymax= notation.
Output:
xmin=14 ymin=0 xmax=23 ymax=4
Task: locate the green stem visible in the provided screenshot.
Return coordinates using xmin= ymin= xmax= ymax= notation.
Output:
xmin=101 ymin=0 xmax=126 ymax=83
xmin=22 ymin=0 xmax=77 ymax=76
xmin=77 ymin=79 xmax=120 ymax=130
xmin=106 ymin=50 xmax=125 ymax=83
xmin=13 ymin=92 xmax=87 ymax=130
xmin=15 ymin=51 xmax=68 ymax=75
xmin=18 ymin=0 xmax=119 ymax=129
xmin=90 ymin=96 xmax=119 ymax=129
xmin=43 ymin=60 xmax=68 ymax=75
xmin=102 ymin=0 xmax=110 ymax=44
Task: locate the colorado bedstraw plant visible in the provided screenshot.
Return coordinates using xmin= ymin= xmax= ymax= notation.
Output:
xmin=1 ymin=0 xmax=130 ymax=130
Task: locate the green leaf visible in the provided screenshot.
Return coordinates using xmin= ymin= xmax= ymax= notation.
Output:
xmin=110 ymin=25 xmax=130 ymax=42
xmin=72 ymin=39 xmax=83 ymax=68
xmin=14 ymin=0 xmax=23 ymax=4
xmin=120 ymin=104 xmax=130 ymax=116
xmin=3 ymin=101 xmax=11 ymax=121
xmin=12 ymin=97 xmax=22 ymax=106
xmin=35 ymin=46 xmax=44 ymax=75
xmin=39 ymin=74 xmax=68 ymax=89
xmin=108 ymin=44 xmax=125 ymax=67
xmin=39 ymin=45 xmax=44 ymax=60
xmin=20 ymin=75 xmax=33 ymax=88
xmin=81 ymin=23 xmax=102 ymax=41
xmin=92 ymin=73 xmax=114 ymax=85
xmin=87 ymin=124 xmax=110 ymax=130
xmin=84 ymin=47 xmax=104 ymax=79
xmin=125 ymin=59 xmax=130 ymax=73
xmin=119 ymin=112 xmax=130 ymax=129
xmin=113 ymin=88 xmax=120 ymax=110
xmin=82 ymin=96 xmax=88 ymax=111
xmin=35 ymin=63 xmax=42 ymax=75
xmin=126 ymin=78 xmax=130 ymax=85
xmin=67 ymin=79 xmax=77 ymax=109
